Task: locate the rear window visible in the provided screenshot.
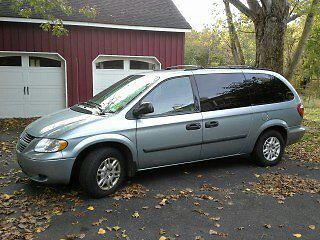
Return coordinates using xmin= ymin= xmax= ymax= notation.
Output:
xmin=244 ymin=73 xmax=294 ymax=105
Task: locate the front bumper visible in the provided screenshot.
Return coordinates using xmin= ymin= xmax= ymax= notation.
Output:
xmin=16 ymin=151 xmax=75 ymax=184
xmin=287 ymin=126 xmax=306 ymax=145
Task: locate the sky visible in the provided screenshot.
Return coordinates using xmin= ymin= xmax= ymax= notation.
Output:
xmin=172 ymin=0 xmax=227 ymax=30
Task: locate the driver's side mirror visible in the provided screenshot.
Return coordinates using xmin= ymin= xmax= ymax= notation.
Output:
xmin=133 ymin=102 xmax=154 ymax=117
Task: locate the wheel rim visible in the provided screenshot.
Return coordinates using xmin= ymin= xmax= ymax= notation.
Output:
xmin=263 ymin=136 xmax=281 ymax=161
xmin=96 ymin=157 xmax=121 ymax=190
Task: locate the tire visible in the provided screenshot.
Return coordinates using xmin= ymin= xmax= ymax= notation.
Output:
xmin=79 ymin=147 xmax=126 ymax=198
xmin=252 ymin=130 xmax=285 ymax=167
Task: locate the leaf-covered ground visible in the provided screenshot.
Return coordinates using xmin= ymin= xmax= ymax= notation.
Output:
xmin=287 ymin=108 xmax=320 ymax=163
xmin=0 ymin=111 xmax=319 ymax=240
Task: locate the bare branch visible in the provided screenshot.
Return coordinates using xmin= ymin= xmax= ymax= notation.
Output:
xmin=228 ymin=0 xmax=257 ymax=19
xmin=287 ymin=10 xmax=307 ymax=22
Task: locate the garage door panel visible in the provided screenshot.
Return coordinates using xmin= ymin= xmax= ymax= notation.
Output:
xmin=0 ymin=54 xmax=66 ymax=118
xmin=0 ymin=69 xmax=24 ymax=86
xmin=0 ymin=87 xmax=25 ymax=102
xmin=28 ymin=86 xmax=65 ymax=102
xmin=28 ymin=71 xmax=64 ymax=86
xmin=93 ymin=57 xmax=160 ymax=96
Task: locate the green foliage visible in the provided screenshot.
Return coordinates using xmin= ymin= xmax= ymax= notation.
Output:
xmin=5 ymin=0 xmax=97 ymax=36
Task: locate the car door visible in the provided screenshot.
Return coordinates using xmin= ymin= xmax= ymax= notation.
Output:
xmin=194 ymin=72 xmax=253 ymax=159
xmin=136 ymin=76 xmax=203 ymax=169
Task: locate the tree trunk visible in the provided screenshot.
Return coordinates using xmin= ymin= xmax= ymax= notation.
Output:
xmin=254 ymin=12 xmax=288 ymax=74
xmin=285 ymin=0 xmax=320 ymax=81
xmin=224 ymin=0 xmax=245 ymax=65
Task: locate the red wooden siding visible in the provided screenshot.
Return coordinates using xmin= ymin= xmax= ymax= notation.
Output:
xmin=0 ymin=22 xmax=185 ymax=106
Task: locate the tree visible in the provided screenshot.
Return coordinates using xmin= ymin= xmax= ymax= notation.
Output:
xmin=4 ymin=0 xmax=97 ymax=36
xmin=227 ymin=0 xmax=319 ymax=79
xmin=223 ymin=0 xmax=245 ymax=65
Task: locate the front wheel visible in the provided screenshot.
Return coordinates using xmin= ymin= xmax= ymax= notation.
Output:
xmin=79 ymin=147 xmax=126 ymax=198
xmin=252 ymin=130 xmax=285 ymax=167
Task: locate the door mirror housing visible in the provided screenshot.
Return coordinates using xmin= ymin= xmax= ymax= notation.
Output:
xmin=133 ymin=102 xmax=154 ymax=117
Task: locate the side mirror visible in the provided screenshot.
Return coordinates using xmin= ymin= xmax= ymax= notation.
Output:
xmin=133 ymin=102 xmax=154 ymax=117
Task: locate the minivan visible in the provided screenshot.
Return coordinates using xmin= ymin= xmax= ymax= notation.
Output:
xmin=16 ymin=66 xmax=306 ymax=198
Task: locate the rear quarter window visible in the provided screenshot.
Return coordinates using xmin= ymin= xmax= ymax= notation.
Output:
xmin=244 ymin=73 xmax=294 ymax=105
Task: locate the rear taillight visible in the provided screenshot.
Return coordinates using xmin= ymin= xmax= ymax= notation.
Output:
xmin=297 ymin=103 xmax=304 ymax=118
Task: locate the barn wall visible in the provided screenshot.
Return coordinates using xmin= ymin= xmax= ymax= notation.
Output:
xmin=0 ymin=22 xmax=185 ymax=105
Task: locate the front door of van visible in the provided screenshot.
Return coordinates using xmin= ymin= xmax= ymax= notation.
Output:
xmin=194 ymin=72 xmax=253 ymax=159
xmin=136 ymin=76 xmax=203 ymax=169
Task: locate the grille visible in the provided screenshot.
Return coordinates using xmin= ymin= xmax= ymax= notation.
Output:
xmin=17 ymin=132 xmax=35 ymax=152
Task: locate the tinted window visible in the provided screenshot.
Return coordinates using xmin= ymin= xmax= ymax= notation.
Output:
xmin=195 ymin=73 xmax=251 ymax=112
xmin=0 ymin=56 xmax=22 ymax=66
xmin=29 ymin=57 xmax=61 ymax=67
xmin=130 ymin=60 xmax=155 ymax=70
xmin=143 ymin=76 xmax=195 ymax=116
xmin=96 ymin=60 xmax=124 ymax=69
xmin=245 ymin=74 xmax=294 ymax=105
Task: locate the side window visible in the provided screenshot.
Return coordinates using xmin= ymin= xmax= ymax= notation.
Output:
xmin=29 ymin=57 xmax=61 ymax=67
xmin=245 ymin=74 xmax=294 ymax=105
xmin=0 ymin=56 xmax=22 ymax=66
xmin=130 ymin=60 xmax=155 ymax=70
xmin=195 ymin=73 xmax=251 ymax=112
xmin=143 ymin=76 xmax=195 ymax=116
xmin=96 ymin=60 xmax=124 ymax=69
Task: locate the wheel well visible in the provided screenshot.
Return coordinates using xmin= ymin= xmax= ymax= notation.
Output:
xmin=260 ymin=125 xmax=288 ymax=143
xmin=70 ymin=142 xmax=136 ymax=184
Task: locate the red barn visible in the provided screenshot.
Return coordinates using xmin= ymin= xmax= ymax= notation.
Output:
xmin=0 ymin=0 xmax=191 ymax=118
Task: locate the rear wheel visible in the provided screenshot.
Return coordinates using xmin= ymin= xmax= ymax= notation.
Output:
xmin=79 ymin=147 xmax=126 ymax=198
xmin=252 ymin=130 xmax=285 ymax=167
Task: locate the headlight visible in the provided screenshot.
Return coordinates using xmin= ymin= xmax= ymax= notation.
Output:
xmin=34 ymin=139 xmax=68 ymax=153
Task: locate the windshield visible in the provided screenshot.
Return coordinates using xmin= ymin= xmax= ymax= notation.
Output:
xmin=89 ymin=75 xmax=159 ymax=113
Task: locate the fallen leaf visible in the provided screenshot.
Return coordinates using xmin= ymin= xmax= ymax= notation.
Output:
xmin=113 ymin=226 xmax=121 ymax=231
xmin=159 ymin=237 xmax=166 ymax=240
xmin=132 ymin=211 xmax=140 ymax=218
xmin=264 ymin=224 xmax=271 ymax=229
xmin=209 ymin=229 xmax=218 ymax=235
xmin=87 ymin=206 xmax=94 ymax=211
xmin=308 ymin=225 xmax=316 ymax=230
xmin=97 ymin=228 xmax=106 ymax=235
xmin=293 ymin=233 xmax=302 ymax=238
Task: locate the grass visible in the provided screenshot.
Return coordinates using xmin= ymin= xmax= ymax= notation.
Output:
xmin=286 ymin=107 xmax=320 ymax=163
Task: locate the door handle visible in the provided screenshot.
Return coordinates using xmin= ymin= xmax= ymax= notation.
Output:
xmin=186 ymin=123 xmax=201 ymax=131
xmin=205 ymin=121 xmax=219 ymax=128
xmin=23 ymin=87 xmax=26 ymax=95
xmin=27 ymin=87 xmax=29 ymax=95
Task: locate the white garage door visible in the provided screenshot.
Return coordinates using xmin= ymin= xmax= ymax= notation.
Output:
xmin=93 ymin=56 xmax=161 ymax=95
xmin=0 ymin=53 xmax=66 ymax=118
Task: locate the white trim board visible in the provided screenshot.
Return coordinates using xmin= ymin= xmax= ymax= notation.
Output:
xmin=0 ymin=17 xmax=192 ymax=33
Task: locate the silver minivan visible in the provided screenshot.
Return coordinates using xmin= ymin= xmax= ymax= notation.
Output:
xmin=16 ymin=67 xmax=306 ymax=198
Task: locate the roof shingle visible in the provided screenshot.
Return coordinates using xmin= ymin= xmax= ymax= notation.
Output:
xmin=0 ymin=0 xmax=191 ymax=30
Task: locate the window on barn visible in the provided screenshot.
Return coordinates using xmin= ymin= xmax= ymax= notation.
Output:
xmin=130 ymin=60 xmax=155 ymax=70
xmin=0 ymin=56 xmax=22 ymax=66
xmin=96 ymin=60 xmax=124 ymax=69
xmin=29 ymin=57 xmax=61 ymax=67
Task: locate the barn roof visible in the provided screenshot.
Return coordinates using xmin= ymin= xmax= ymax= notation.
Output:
xmin=0 ymin=0 xmax=191 ymax=32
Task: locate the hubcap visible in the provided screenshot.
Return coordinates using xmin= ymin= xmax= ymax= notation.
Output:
xmin=263 ymin=137 xmax=281 ymax=161
xmin=96 ymin=157 xmax=121 ymax=190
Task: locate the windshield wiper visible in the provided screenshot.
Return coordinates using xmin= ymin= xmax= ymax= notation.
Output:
xmin=83 ymin=101 xmax=104 ymax=114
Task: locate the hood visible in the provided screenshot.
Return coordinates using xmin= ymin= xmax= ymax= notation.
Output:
xmin=26 ymin=108 xmax=102 ymax=138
